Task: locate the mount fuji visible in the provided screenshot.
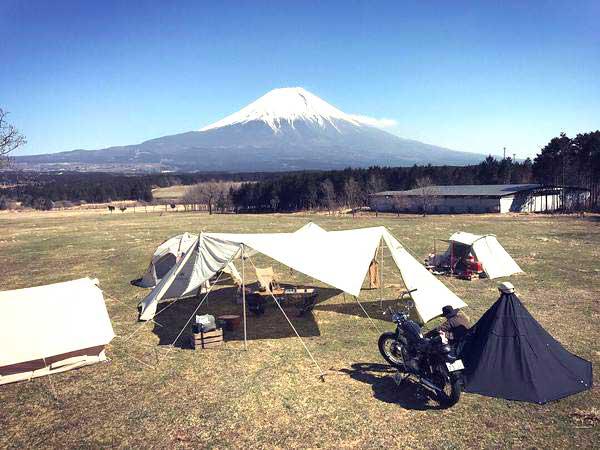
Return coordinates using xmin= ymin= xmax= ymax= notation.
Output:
xmin=16 ymin=87 xmax=485 ymax=172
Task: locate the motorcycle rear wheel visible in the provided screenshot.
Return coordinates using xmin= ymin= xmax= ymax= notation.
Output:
xmin=433 ymin=368 xmax=462 ymax=407
xmin=378 ymin=332 xmax=405 ymax=368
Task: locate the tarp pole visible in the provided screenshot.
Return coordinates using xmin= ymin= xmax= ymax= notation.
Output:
xmin=450 ymin=241 xmax=454 ymax=275
xmin=379 ymin=239 xmax=384 ymax=308
xmin=242 ymin=244 xmax=248 ymax=350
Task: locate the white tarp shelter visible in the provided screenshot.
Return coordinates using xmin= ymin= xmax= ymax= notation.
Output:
xmin=139 ymin=224 xmax=466 ymax=324
xmin=0 ymin=278 xmax=115 ymax=385
xmin=136 ymin=223 xmax=326 ymax=291
xmin=446 ymin=232 xmax=523 ymax=279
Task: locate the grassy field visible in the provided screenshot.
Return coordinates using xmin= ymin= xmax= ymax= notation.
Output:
xmin=152 ymin=184 xmax=190 ymax=202
xmin=0 ymin=210 xmax=598 ymax=448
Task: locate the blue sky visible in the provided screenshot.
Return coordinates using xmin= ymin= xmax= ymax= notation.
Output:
xmin=1 ymin=0 xmax=598 ymax=158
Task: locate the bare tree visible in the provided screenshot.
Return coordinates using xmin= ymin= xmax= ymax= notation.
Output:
xmin=415 ymin=176 xmax=437 ymax=215
xmin=184 ymin=181 xmax=233 ymax=214
xmin=319 ymin=179 xmax=337 ymax=214
xmin=344 ymin=177 xmax=364 ymax=217
xmin=0 ymin=109 xmax=26 ymax=167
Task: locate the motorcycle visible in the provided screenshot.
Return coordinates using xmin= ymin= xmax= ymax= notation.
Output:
xmin=378 ymin=296 xmax=464 ymax=407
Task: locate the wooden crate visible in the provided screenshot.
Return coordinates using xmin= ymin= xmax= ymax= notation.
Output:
xmin=191 ymin=328 xmax=223 ymax=350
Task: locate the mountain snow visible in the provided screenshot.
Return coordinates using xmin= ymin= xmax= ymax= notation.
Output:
xmin=18 ymin=86 xmax=487 ymax=171
xmin=200 ymin=87 xmax=367 ymax=133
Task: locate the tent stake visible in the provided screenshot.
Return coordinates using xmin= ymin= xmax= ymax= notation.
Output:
xmin=242 ymin=244 xmax=248 ymax=350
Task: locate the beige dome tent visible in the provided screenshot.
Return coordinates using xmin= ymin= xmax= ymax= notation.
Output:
xmin=136 ymin=232 xmax=204 ymax=288
xmin=441 ymin=232 xmax=523 ymax=279
xmin=0 ymin=278 xmax=115 ymax=385
xmin=135 ymin=232 xmax=241 ymax=289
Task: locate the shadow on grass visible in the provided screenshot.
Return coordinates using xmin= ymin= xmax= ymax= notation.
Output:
xmin=151 ymin=285 xmax=340 ymax=347
xmin=315 ymin=297 xmax=421 ymax=324
xmin=339 ymin=362 xmax=444 ymax=411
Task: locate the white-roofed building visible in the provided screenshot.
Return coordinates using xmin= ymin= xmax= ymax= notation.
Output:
xmin=369 ymin=184 xmax=589 ymax=214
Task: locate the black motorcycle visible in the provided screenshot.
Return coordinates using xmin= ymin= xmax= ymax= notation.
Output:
xmin=378 ymin=305 xmax=464 ymax=407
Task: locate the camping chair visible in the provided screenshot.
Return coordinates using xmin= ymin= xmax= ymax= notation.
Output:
xmin=255 ymin=266 xmax=281 ymax=294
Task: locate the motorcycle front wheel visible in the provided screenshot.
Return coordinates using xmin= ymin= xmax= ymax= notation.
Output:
xmin=378 ymin=332 xmax=405 ymax=368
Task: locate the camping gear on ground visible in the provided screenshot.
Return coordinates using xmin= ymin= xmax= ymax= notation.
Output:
xmin=460 ymin=287 xmax=593 ymax=404
xmin=194 ymin=314 xmax=216 ymax=333
xmin=190 ymin=328 xmax=223 ymax=349
xmin=426 ymin=232 xmax=523 ymax=280
xmin=218 ymin=315 xmax=241 ymax=331
xmin=247 ymin=286 xmax=318 ymax=316
xmin=0 ymin=278 xmax=115 ymax=386
xmin=379 ymin=301 xmax=464 ymax=407
xmin=291 ymin=288 xmax=318 ymax=316
xmin=247 ymin=292 xmax=267 ymax=316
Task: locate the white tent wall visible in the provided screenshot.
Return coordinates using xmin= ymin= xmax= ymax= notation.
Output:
xmin=447 ymin=231 xmax=523 ymax=279
xmin=471 ymin=236 xmax=523 ymax=279
xmin=0 ymin=278 xmax=115 ymax=385
xmin=139 ymin=224 xmax=326 ymax=290
xmin=138 ymin=234 xmax=242 ymax=320
xmin=139 ymin=225 xmax=467 ymax=324
xmin=206 ymin=227 xmax=385 ymax=297
xmin=139 ymin=232 xmax=198 ymax=287
xmin=382 ymin=231 xmax=467 ymax=322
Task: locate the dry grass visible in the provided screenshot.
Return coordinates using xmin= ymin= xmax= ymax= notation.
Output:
xmin=0 ymin=210 xmax=598 ymax=449
xmin=152 ymin=184 xmax=190 ymax=201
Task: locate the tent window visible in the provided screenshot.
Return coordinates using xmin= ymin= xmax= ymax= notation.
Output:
xmin=155 ymin=254 xmax=177 ymax=279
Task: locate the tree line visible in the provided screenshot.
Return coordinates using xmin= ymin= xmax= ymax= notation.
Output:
xmin=0 ymin=170 xmax=298 ymax=210
xmin=230 ymin=131 xmax=599 ymax=212
xmin=532 ymin=131 xmax=600 ymax=208
xmin=1 ymin=131 xmax=597 ymax=212
xmin=230 ymin=158 xmax=535 ymax=212
xmin=0 ymin=172 xmax=154 ymax=209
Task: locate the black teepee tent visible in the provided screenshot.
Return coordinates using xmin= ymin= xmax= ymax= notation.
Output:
xmin=461 ymin=292 xmax=593 ymax=404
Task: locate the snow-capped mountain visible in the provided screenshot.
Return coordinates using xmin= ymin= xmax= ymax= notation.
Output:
xmin=16 ymin=87 xmax=485 ymax=172
xmin=201 ymin=87 xmax=364 ymax=132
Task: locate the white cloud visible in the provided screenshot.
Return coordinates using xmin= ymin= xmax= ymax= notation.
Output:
xmin=349 ymin=114 xmax=397 ymax=129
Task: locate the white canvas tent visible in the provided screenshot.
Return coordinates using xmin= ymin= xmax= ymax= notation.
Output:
xmin=136 ymin=232 xmax=242 ymax=289
xmin=139 ymin=224 xmax=466 ymax=325
xmin=445 ymin=232 xmax=523 ymax=279
xmin=0 ymin=278 xmax=115 ymax=385
xmin=137 ymin=232 xmax=199 ymax=288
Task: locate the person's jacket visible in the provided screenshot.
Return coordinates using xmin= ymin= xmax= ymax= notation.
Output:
xmin=438 ymin=312 xmax=470 ymax=343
